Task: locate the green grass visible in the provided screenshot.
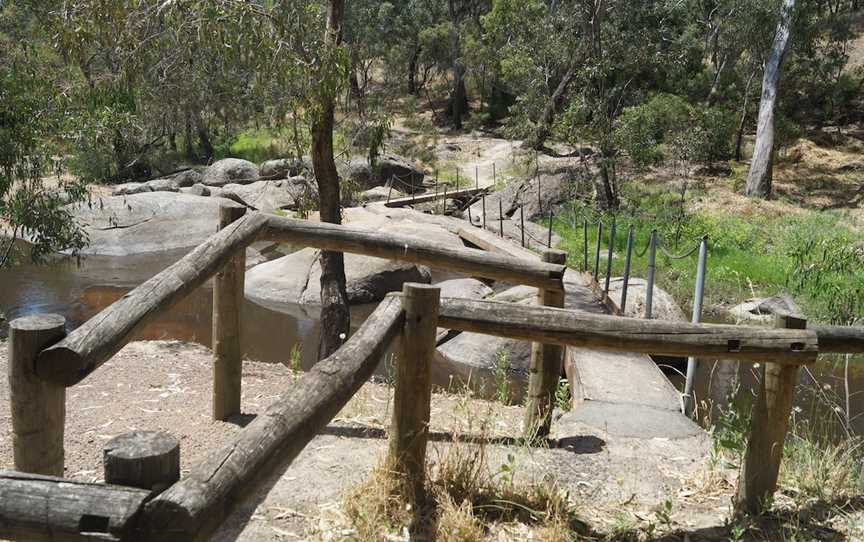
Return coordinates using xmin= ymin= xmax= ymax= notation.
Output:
xmin=217 ymin=128 xmax=303 ymax=164
xmin=550 ymin=193 xmax=864 ymax=324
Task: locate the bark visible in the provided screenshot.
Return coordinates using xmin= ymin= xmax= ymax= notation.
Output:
xmin=450 ymin=65 xmax=468 ymax=129
xmin=735 ymin=67 xmax=759 ymax=162
xmin=529 ymin=56 xmax=580 ymax=150
xmin=184 ymin=111 xmax=194 ymax=159
xmin=192 ymin=111 xmax=214 ymax=161
xmin=408 ymin=44 xmax=421 ymax=95
xmin=311 ymin=0 xmax=350 ymax=359
xmin=744 ymin=0 xmax=796 ymax=198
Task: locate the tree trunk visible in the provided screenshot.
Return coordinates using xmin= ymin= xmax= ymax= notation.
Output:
xmin=184 ymin=111 xmax=195 ymax=159
xmin=193 ymin=111 xmax=214 ymax=161
xmin=529 ymin=56 xmax=579 ymax=150
xmin=450 ymin=65 xmax=468 ymax=129
xmin=311 ymin=0 xmax=350 ymax=360
xmin=744 ymin=0 xmax=796 ymax=198
xmin=735 ymin=67 xmax=759 ymax=162
xmin=408 ymin=44 xmax=421 ymax=95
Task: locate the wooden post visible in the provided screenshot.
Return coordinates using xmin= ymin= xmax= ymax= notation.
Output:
xmin=104 ymin=431 xmax=180 ymax=493
xmin=8 ymin=314 xmax=67 ymax=476
xmin=213 ymin=205 xmax=247 ymax=421
xmin=388 ymin=283 xmax=440 ymax=504
xmin=523 ymin=250 xmax=568 ymax=441
xmin=735 ymin=314 xmax=805 ymax=515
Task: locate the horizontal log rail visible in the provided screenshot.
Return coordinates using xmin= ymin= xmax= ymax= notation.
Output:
xmin=139 ymin=294 xmax=404 ymax=539
xmin=382 ymin=186 xmax=488 ymax=207
xmin=436 ymin=297 xmax=820 ymax=364
xmin=35 ymin=212 xmax=269 ymax=387
xmin=0 ymin=470 xmax=151 ymax=541
xmin=262 ymin=215 xmax=565 ymax=292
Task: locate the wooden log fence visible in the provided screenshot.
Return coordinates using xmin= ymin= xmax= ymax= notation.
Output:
xmin=6 ymin=207 xmax=864 ymax=540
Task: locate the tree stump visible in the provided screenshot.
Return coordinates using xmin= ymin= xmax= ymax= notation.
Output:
xmin=8 ymin=314 xmax=67 ymax=476
xmin=103 ymin=431 xmax=180 ymax=493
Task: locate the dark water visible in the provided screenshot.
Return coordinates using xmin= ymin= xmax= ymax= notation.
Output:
xmin=0 ymin=250 xmax=515 ymax=398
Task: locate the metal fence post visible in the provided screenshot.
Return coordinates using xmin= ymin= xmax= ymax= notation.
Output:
xmin=547 ymin=209 xmax=554 ymax=248
xmin=645 ymin=229 xmax=658 ymax=319
xmin=620 ymin=225 xmax=635 ymax=313
xmin=604 ymin=216 xmax=617 ymax=295
xmin=593 ymin=220 xmax=603 ymax=282
xmin=499 ymin=199 xmax=504 ymax=238
xmin=683 ymin=236 xmax=709 ymax=416
xmin=583 ymin=218 xmax=589 ymax=272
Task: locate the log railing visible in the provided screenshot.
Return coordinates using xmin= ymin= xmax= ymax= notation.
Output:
xmin=4 ymin=207 xmax=864 ymax=539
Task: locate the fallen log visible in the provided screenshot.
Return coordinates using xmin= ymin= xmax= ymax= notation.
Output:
xmin=262 ymin=215 xmax=565 ymax=291
xmin=0 ymin=470 xmax=150 ymax=541
xmin=36 ymin=212 xmax=269 ymax=386
xmin=140 ymin=294 xmax=404 ymax=540
xmin=436 ymin=297 xmax=819 ymax=364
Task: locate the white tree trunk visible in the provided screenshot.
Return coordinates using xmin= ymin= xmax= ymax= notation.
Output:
xmin=744 ymin=0 xmax=796 ymax=198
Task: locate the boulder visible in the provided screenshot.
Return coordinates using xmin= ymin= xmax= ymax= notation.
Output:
xmin=179 ymin=183 xmax=210 ymax=197
xmin=221 ymin=177 xmax=316 ymax=212
xmin=113 ymin=182 xmax=153 ymax=196
xmin=359 ymin=186 xmax=405 ymax=203
xmin=172 ymin=169 xmax=202 ymax=187
xmin=606 ymin=277 xmax=686 ymax=321
xmin=730 ymin=294 xmax=801 ymax=323
xmin=67 ymin=192 xmax=245 ymax=256
xmin=201 ymin=158 xmax=260 ymax=187
xmin=468 ymin=170 xmax=577 ymax=223
xmin=260 ymin=158 xmax=304 ymax=180
xmin=435 ymin=278 xmax=493 ymax=300
xmin=146 ymin=177 xmax=179 ymax=193
xmin=342 ymin=154 xmax=425 ymax=193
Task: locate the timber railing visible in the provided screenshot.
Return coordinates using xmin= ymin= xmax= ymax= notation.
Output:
xmin=4 ymin=206 xmax=864 ymax=540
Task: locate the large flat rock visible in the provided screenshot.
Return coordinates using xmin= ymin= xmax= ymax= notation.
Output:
xmin=68 ymin=192 xmax=244 ymax=256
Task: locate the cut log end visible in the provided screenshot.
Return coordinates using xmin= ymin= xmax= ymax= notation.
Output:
xmin=34 ymin=345 xmax=86 ymax=387
xmin=104 ymin=431 xmax=180 ymax=493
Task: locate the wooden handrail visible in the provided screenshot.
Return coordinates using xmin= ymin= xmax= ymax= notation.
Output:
xmin=436 ymin=297 xmax=820 ymax=364
xmin=35 ymin=212 xmax=269 ymax=386
xmin=140 ymin=295 xmax=404 ymax=539
xmin=810 ymin=325 xmax=864 ymax=353
xmin=0 ymin=470 xmax=150 ymax=541
xmin=262 ymin=215 xmax=566 ymax=291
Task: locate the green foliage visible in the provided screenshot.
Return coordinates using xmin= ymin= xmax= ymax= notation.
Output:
xmin=0 ymin=25 xmax=87 ymax=266
xmin=217 ymin=129 xmax=296 ymax=165
xmin=493 ymin=346 xmax=511 ymax=405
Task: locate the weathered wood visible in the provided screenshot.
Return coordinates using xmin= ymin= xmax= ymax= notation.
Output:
xmin=141 ymin=295 xmax=404 ymax=540
xmin=811 ymin=325 xmax=864 ymax=353
xmin=8 ymin=314 xmax=67 ymax=476
xmin=263 ymin=215 xmax=565 ymax=291
xmin=457 ymin=226 xmax=540 ymax=262
xmin=104 ymin=431 xmax=180 ymax=493
xmin=523 ymin=250 xmax=567 ymax=440
xmin=382 ymin=186 xmax=487 ymax=208
xmin=389 ymin=283 xmax=440 ymax=503
xmin=212 ymin=206 xmax=247 ymax=420
xmin=36 ymin=212 xmax=269 ymax=387
xmin=0 ymin=470 xmax=150 ymax=541
xmin=735 ymin=315 xmax=804 ymax=514
xmin=436 ymin=298 xmax=818 ymax=364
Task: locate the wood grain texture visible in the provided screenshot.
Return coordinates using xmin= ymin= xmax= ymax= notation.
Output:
xmin=104 ymin=431 xmax=180 ymax=493
xmin=8 ymin=315 xmax=67 ymax=476
xmin=262 ymin=215 xmax=565 ymax=292
xmin=212 ymin=206 xmax=247 ymax=421
xmin=735 ymin=315 xmax=803 ymax=514
xmin=0 ymin=470 xmax=150 ymax=541
xmin=456 ymin=226 xmax=540 ymax=261
xmin=436 ymin=298 xmax=818 ymax=364
xmin=36 ymin=212 xmax=268 ymax=386
xmin=523 ymin=250 xmax=567 ymax=440
xmin=140 ymin=295 xmax=404 ymax=541
xmin=389 ymin=284 xmax=440 ymax=503
xmin=382 ymin=186 xmax=487 ymax=207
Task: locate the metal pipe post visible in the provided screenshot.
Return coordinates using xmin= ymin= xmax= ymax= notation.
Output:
xmin=583 ymin=218 xmax=589 ymax=271
xmin=498 ymin=199 xmax=504 ymax=238
xmin=592 ymin=220 xmax=603 ymax=282
xmin=482 ymin=194 xmax=486 ymax=230
xmin=683 ymin=236 xmax=709 ymax=417
xmin=620 ymin=225 xmax=635 ymax=313
xmin=645 ymin=229 xmax=658 ymax=319
xmin=520 ymin=203 xmax=526 ymax=247
xmin=604 ymin=216 xmax=617 ymax=295
xmin=547 ymin=209 xmax=553 ymax=248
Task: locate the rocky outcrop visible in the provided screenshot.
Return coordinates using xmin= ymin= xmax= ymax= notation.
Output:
xmin=220 ymin=177 xmax=317 ymax=212
xmin=112 ymin=169 xmax=203 ymax=196
xmin=201 ymin=158 xmax=260 ymax=187
xmin=436 ymin=278 xmax=493 ymax=300
xmin=260 ymin=158 xmax=305 ymax=180
xmin=67 ymin=192 xmax=245 ymax=256
xmin=359 ymin=186 xmax=405 ymax=203
xmin=729 ymin=294 xmax=801 ymax=323
xmin=342 ymin=154 xmax=425 ymax=193
xmin=469 ymin=170 xmax=576 ymax=223
xmin=606 ymin=277 xmax=686 ymax=321
xmin=244 ymin=216 xmax=464 ymax=316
